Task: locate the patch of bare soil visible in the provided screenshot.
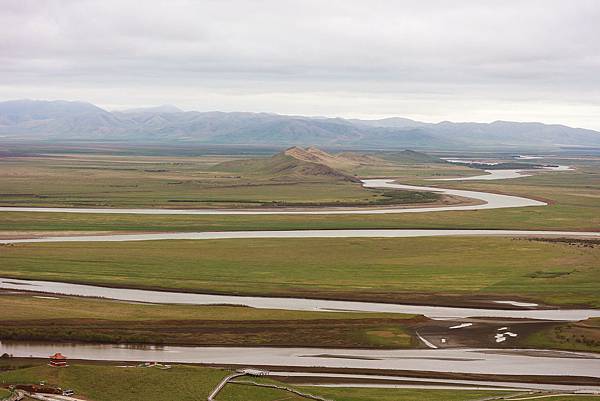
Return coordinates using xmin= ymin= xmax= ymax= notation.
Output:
xmin=519 ymin=237 xmax=600 ymax=248
xmin=414 ymin=318 xmax=560 ymax=349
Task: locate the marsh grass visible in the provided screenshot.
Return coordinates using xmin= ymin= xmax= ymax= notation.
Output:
xmin=2 ymin=236 xmax=598 ymax=306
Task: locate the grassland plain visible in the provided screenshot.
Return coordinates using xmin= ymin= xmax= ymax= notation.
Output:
xmin=0 ymin=363 xmax=229 ymax=401
xmin=523 ymin=318 xmax=600 ymax=353
xmin=1 ymin=160 xmax=599 ymax=233
xmin=218 ymin=383 xmax=308 ymax=401
xmin=0 ymin=388 xmax=10 ymax=400
xmin=220 ymin=380 xmax=517 ymax=401
xmin=0 ymin=295 xmax=420 ymax=347
xmin=1 ymin=236 xmax=598 ymax=307
xmin=0 ymin=361 xmax=522 ymax=401
xmin=0 ymin=153 xmax=445 ymax=208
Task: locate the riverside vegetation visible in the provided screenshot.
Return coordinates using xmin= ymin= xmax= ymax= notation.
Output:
xmin=1 ymin=146 xmax=599 ymax=399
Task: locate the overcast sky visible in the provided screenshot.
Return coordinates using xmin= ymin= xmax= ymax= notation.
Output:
xmin=1 ymin=0 xmax=599 ymax=129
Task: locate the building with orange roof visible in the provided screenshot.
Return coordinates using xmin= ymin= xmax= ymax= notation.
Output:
xmin=49 ymin=352 xmax=68 ymax=367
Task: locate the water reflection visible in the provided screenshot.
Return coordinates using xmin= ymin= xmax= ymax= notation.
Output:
xmin=1 ymin=277 xmax=600 ymax=321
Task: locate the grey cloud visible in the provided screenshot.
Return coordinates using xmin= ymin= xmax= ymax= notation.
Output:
xmin=0 ymin=0 xmax=599 ymax=128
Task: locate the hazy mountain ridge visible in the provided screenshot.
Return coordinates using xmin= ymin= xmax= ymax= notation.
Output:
xmin=1 ymin=99 xmax=599 ymax=150
xmin=118 ymin=105 xmax=183 ymax=114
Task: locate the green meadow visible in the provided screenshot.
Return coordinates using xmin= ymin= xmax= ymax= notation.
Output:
xmin=0 ymin=361 xmax=522 ymax=401
xmin=0 ymin=295 xmax=418 ymax=348
xmin=2 ymin=236 xmax=598 ymax=307
xmin=523 ymin=318 xmax=600 ymax=353
xmin=221 ymin=381 xmax=516 ymax=401
xmin=0 ymin=363 xmax=228 ymax=401
xmin=0 ymin=388 xmax=11 ymax=400
xmin=0 ymin=154 xmax=440 ymax=208
xmin=0 ymin=294 xmax=413 ymax=322
xmin=1 ymin=361 xmax=596 ymax=401
xmin=1 ymin=159 xmax=599 ymax=233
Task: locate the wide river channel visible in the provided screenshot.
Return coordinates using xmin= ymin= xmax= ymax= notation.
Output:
xmin=1 ymin=342 xmax=599 ymax=383
xmin=2 ymin=277 xmax=599 ymax=321
xmin=2 ymin=228 xmax=599 ymax=244
xmin=0 ymin=178 xmax=546 ymax=215
xmin=2 ymin=169 xmax=598 ymax=389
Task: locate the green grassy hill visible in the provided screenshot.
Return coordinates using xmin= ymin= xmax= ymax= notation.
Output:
xmin=213 ymin=146 xmax=444 ymax=182
xmin=214 ymin=146 xmax=361 ymax=182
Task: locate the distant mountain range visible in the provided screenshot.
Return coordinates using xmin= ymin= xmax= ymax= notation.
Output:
xmin=1 ymin=99 xmax=599 ymax=150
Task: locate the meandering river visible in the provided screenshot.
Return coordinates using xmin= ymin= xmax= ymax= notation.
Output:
xmin=432 ymin=165 xmax=573 ymax=181
xmin=1 ymin=342 xmax=598 ymax=382
xmin=0 ymin=178 xmax=545 ymax=215
xmin=2 ymin=277 xmax=599 ymax=321
xmin=3 ymin=168 xmax=598 ymax=385
xmin=1 ymin=228 xmax=598 ymax=244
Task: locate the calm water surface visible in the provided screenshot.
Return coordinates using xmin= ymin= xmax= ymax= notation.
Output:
xmin=2 ymin=277 xmax=599 ymax=321
xmin=2 ymin=229 xmax=599 ymax=244
xmin=1 ymin=342 xmax=599 ymax=381
xmin=0 ymin=179 xmax=546 ymax=215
